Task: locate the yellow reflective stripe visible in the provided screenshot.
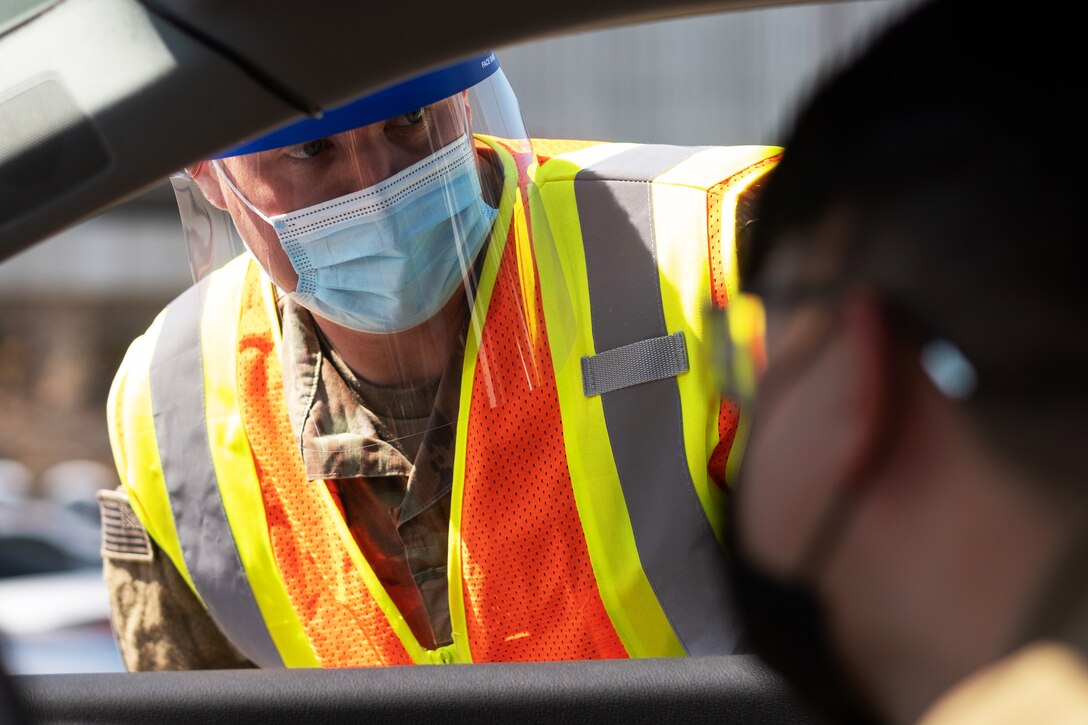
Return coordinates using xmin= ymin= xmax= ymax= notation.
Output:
xmin=447 ymin=135 xmax=520 ymax=663
xmin=313 ymin=486 xmax=431 ymax=663
xmin=201 ymin=255 xmax=318 ymax=668
xmin=652 ymin=146 xmax=782 ymax=193
xmin=514 ymin=193 xmax=541 ymax=361
xmin=653 ymin=146 xmax=781 ymax=502
xmin=423 ymin=644 xmax=458 ymax=664
xmin=547 ymin=141 xmax=638 ymax=173
xmin=525 ymin=140 xmax=646 ymax=382
xmin=648 ymin=163 xmax=723 ymax=544
xmin=716 ymin=158 xmax=777 ymax=487
xmin=108 ymin=310 xmax=198 ymax=596
xmin=653 ymin=145 xmax=781 ymax=315
xmin=531 ymin=148 xmax=684 ymax=659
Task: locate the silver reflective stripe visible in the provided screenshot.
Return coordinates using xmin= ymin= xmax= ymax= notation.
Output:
xmin=149 ymin=281 xmax=285 ymax=667
xmin=576 ymin=145 xmax=739 ymax=655
xmin=581 ymin=331 xmax=688 ymax=398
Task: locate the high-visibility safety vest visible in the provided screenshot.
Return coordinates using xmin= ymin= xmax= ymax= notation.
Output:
xmin=107 ymin=135 xmax=781 ymax=668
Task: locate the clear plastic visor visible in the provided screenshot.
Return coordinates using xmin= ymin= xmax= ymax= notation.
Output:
xmin=216 ymin=93 xmax=487 ymax=221
xmin=171 ymin=70 xmax=535 ymax=469
xmin=177 ymin=69 xmax=527 ymax=285
xmin=211 ymin=96 xmax=500 ymax=332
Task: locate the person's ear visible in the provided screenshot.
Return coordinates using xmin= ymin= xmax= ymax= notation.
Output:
xmin=838 ymin=289 xmax=898 ymax=482
xmin=186 ymin=160 xmax=228 ymax=210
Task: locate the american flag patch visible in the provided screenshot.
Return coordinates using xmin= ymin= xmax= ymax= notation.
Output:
xmin=97 ymin=488 xmax=153 ymax=562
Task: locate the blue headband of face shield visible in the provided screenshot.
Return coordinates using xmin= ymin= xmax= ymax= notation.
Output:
xmin=210 ymin=52 xmax=501 ymax=159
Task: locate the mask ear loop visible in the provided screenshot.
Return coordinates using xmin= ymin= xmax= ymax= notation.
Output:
xmin=211 ymin=159 xmax=275 ymax=226
xmin=795 ymin=300 xmax=909 ymax=583
xmin=209 ymin=158 xmax=289 ymax=316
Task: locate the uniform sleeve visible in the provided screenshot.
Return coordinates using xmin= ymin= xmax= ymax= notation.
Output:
xmin=99 ymin=488 xmax=255 ymax=671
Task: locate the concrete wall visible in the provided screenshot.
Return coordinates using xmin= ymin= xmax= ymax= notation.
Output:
xmin=498 ymin=0 xmax=914 ymax=146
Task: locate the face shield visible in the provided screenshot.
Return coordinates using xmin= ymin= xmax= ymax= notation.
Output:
xmin=170 ymin=53 xmax=534 ymax=458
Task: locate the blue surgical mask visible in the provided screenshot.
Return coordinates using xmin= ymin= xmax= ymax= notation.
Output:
xmin=215 ymin=134 xmax=497 ymax=334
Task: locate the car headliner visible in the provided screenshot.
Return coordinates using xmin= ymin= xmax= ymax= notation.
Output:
xmin=0 ymin=0 xmax=817 ymax=264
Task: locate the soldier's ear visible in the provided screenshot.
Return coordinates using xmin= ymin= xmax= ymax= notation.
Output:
xmin=186 ymin=161 xmax=228 ymax=210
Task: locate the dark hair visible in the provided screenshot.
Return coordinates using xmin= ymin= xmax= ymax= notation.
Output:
xmin=745 ymin=0 xmax=1088 ymax=492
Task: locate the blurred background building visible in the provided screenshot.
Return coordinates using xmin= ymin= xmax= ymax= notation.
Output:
xmin=0 ymin=0 xmax=914 ymax=672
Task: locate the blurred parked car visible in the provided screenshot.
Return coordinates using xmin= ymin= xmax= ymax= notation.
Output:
xmin=0 ymin=568 xmax=122 ymax=675
xmin=0 ymin=492 xmax=100 ymax=579
xmin=0 ymin=463 xmax=122 ymax=675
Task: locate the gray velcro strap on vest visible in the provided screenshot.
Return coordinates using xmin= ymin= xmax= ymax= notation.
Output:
xmin=581 ymin=331 xmax=689 ymax=398
xmin=575 ymin=144 xmax=739 ymax=655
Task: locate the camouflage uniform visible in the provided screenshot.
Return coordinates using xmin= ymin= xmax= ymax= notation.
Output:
xmin=101 ymin=297 xmax=461 ymax=670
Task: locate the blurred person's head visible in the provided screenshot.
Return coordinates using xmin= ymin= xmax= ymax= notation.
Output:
xmin=720 ymin=0 xmax=1088 ymax=722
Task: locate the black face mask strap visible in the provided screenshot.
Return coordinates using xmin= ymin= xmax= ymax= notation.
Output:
xmin=797 ymin=296 xmax=910 ymax=581
xmin=725 ymin=296 xmax=913 ymax=725
xmin=725 ymin=492 xmax=885 ymax=725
